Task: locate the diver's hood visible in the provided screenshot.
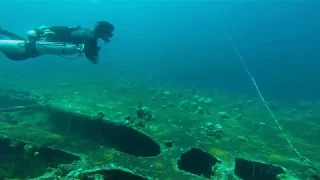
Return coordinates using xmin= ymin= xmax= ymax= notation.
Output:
xmin=94 ymin=21 xmax=114 ymax=43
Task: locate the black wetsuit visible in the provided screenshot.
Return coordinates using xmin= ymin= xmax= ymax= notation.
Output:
xmin=0 ymin=27 xmax=99 ymax=62
xmin=38 ymin=26 xmax=100 ymax=62
xmin=1 ymin=21 xmax=114 ymax=62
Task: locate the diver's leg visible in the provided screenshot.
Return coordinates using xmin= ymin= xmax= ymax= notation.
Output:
xmin=0 ymin=40 xmax=83 ymax=61
xmin=0 ymin=40 xmax=31 ymax=60
xmin=0 ymin=40 xmax=42 ymax=60
xmin=0 ymin=29 xmax=26 ymax=40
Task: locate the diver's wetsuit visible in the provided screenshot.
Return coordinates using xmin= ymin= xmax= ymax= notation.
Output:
xmin=34 ymin=26 xmax=101 ymax=62
xmin=0 ymin=27 xmax=98 ymax=62
xmin=0 ymin=21 xmax=114 ymax=63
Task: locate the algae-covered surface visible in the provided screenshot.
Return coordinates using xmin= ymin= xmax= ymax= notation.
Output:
xmin=0 ymin=79 xmax=319 ymax=180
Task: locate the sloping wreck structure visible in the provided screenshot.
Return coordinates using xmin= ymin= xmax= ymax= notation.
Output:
xmin=0 ymin=88 xmax=319 ymax=180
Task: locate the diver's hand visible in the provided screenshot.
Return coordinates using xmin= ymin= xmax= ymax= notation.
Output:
xmin=90 ymin=56 xmax=99 ymax=64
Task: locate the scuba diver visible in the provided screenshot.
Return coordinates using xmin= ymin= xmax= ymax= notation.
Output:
xmin=0 ymin=21 xmax=114 ymax=64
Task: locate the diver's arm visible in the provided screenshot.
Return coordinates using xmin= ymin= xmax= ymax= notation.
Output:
xmin=83 ymin=39 xmax=100 ymax=64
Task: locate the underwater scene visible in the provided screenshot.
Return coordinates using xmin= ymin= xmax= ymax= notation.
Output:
xmin=0 ymin=1 xmax=320 ymax=180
